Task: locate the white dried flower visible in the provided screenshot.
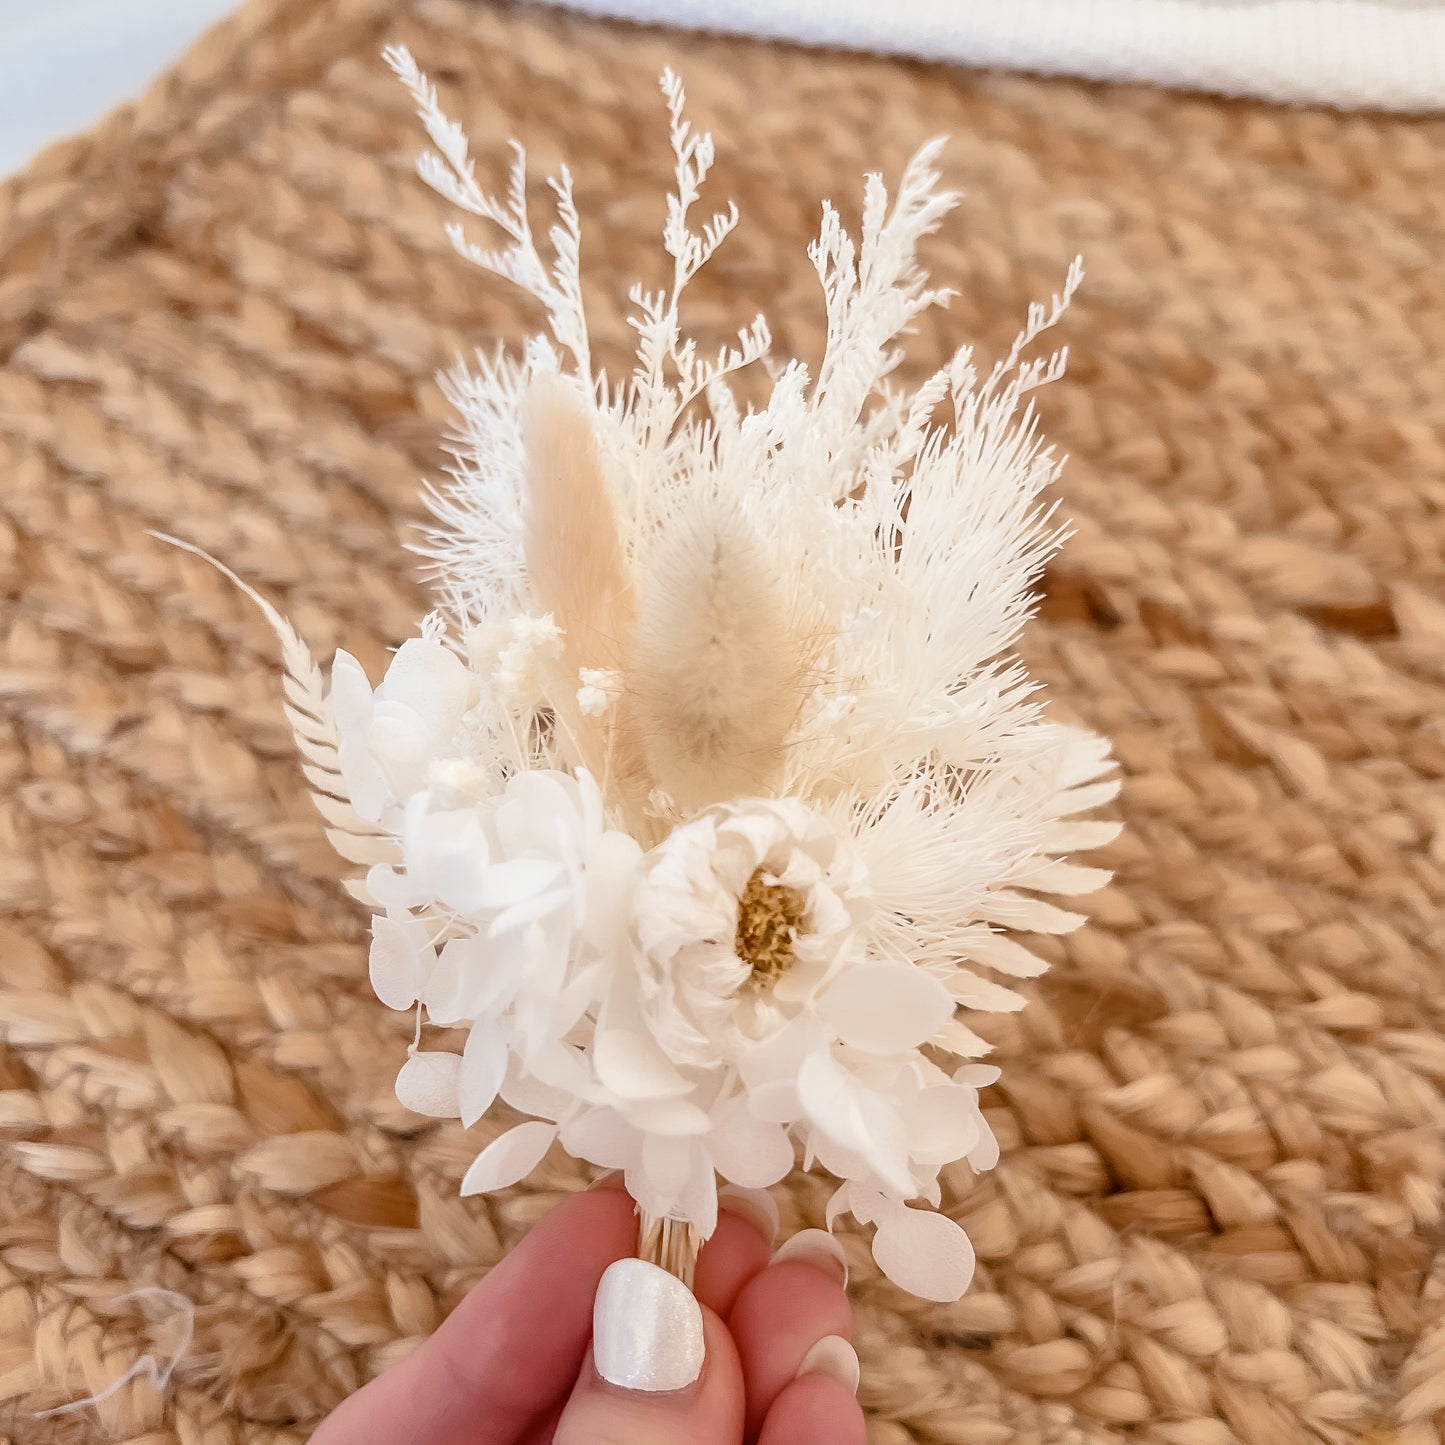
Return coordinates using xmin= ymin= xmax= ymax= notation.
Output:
xmin=329 ymin=635 xmax=472 ymax=823
xmin=576 ymin=667 xmax=624 ymax=718
xmin=493 ymin=614 xmax=562 ymax=704
xmin=242 ymin=50 xmax=1123 ymax=1303
xmin=629 ymin=800 xmax=871 ymax=1067
xmin=426 ymin=757 xmax=492 ymax=804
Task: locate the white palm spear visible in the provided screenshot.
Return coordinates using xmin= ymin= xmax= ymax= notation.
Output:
xmin=244 ymin=49 xmax=1119 ymax=1300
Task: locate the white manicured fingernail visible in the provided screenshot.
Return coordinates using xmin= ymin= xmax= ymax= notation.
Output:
xmin=718 ymin=1185 xmax=779 ymax=1245
xmin=773 ymin=1229 xmax=848 ymax=1285
xmin=593 ymin=1259 xmax=704 ymax=1392
xmin=795 ymin=1334 xmax=860 ymax=1393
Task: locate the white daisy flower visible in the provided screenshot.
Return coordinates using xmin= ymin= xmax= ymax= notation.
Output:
xmin=628 ymin=799 xmax=872 ymax=1067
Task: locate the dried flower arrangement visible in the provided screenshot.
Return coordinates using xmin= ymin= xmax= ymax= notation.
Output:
xmin=218 ymin=48 xmax=1118 ymax=1304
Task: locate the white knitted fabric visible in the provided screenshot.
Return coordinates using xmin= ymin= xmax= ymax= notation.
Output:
xmin=537 ymin=0 xmax=1445 ymax=110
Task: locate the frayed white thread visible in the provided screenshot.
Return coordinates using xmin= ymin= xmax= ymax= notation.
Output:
xmin=35 ymin=1286 xmax=194 ymax=1419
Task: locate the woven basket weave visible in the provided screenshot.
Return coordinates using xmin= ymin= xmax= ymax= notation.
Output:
xmin=1 ymin=1 xmax=1442 ymax=1440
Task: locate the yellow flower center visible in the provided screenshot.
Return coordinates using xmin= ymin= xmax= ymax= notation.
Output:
xmin=735 ymin=868 xmax=807 ymax=986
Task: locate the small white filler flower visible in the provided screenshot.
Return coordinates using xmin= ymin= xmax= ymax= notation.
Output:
xmin=235 ymin=50 xmax=1121 ymax=1303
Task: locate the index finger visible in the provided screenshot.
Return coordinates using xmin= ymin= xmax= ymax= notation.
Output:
xmin=314 ymin=1185 xmax=639 ymax=1445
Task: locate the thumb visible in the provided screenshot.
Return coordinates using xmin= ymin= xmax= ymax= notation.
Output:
xmin=553 ymin=1259 xmax=744 ymax=1445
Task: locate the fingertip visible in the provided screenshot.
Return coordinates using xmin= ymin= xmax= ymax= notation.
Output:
xmin=730 ymin=1259 xmax=853 ymax=1346
xmin=772 ymin=1228 xmax=848 ymax=1286
xmin=694 ymin=1197 xmax=774 ymax=1317
xmin=758 ymin=1371 xmax=866 ymax=1445
xmin=718 ymin=1184 xmax=779 ymax=1245
xmin=730 ymin=1259 xmax=854 ymax=1437
xmin=554 ymin=1179 xmax=640 ymax=1234
xmin=795 ymin=1334 xmax=860 ymax=1393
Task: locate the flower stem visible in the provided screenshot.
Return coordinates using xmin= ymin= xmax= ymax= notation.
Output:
xmin=637 ymin=1213 xmax=701 ymax=1290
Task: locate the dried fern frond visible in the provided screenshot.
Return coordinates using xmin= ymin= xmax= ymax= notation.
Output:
xmin=153 ymin=535 xmax=397 ymax=871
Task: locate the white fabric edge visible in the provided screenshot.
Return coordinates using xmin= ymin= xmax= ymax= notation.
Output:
xmin=534 ymin=0 xmax=1445 ymax=110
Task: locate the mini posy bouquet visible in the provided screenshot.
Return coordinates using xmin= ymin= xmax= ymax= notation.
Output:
xmin=242 ymin=50 xmax=1119 ymax=1307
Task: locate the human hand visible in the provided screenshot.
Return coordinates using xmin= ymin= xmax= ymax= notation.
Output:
xmin=311 ymin=1181 xmax=865 ymax=1444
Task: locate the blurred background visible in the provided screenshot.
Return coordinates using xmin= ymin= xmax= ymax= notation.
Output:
xmin=0 ymin=0 xmax=234 ymax=174
xmin=4 ymin=0 xmax=1444 ymax=180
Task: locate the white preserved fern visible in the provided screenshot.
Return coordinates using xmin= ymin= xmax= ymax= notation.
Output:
xmin=250 ymin=51 xmax=1120 ymax=1303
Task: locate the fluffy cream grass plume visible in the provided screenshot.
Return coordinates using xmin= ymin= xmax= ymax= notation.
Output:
xmin=522 ymin=373 xmax=814 ymax=818
xmin=520 ymin=375 xmax=638 ymax=783
xmin=632 ymin=496 xmax=816 ymax=813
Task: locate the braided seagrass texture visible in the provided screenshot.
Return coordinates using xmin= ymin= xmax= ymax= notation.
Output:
xmin=1 ymin=1 xmax=1442 ymax=1440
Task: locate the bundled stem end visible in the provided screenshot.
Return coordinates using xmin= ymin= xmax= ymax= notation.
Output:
xmin=638 ymin=1213 xmax=703 ymax=1290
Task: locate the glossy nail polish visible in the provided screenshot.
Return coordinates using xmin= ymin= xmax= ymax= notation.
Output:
xmin=592 ymin=1258 xmax=705 ymax=1392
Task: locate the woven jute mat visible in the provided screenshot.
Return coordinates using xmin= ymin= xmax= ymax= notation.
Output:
xmin=1 ymin=1 xmax=1443 ymax=1440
